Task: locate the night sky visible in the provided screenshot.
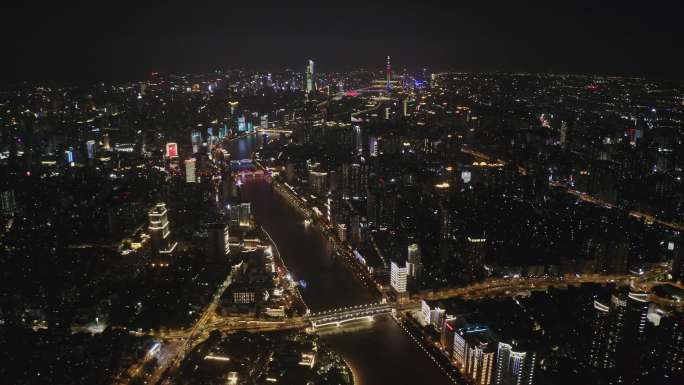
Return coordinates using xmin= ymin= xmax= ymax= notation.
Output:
xmin=2 ymin=0 xmax=683 ymax=84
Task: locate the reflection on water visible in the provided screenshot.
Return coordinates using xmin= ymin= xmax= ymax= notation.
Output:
xmin=226 ymin=135 xmax=451 ymax=385
xmin=323 ymin=316 xmax=452 ymax=385
xmin=314 ymin=318 xmax=377 ymax=337
xmin=240 ymin=180 xmax=374 ymax=312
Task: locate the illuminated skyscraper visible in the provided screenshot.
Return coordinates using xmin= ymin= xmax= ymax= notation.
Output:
xmin=453 ymin=324 xmax=496 ymax=385
xmin=1 ymin=188 xmax=17 ymax=217
xmin=466 ymin=233 xmax=487 ymax=280
xmin=660 ymin=312 xmax=684 ymax=381
xmin=407 ymin=243 xmax=422 ymax=278
xmin=368 ymin=136 xmax=379 ymax=157
xmin=588 ymin=289 xmax=651 ymax=384
xmin=494 ymin=341 xmax=536 ymax=385
xmin=308 ymin=169 xmax=328 ymax=194
xmin=228 ymin=202 xmax=253 ymax=228
xmin=672 ymin=236 xmax=684 ymax=284
xmin=463 ymin=329 xmax=497 ymax=385
xmin=86 ymin=140 xmax=97 ymax=160
xmin=148 ymin=203 xmax=177 ymax=259
xmin=191 ymin=129 xmax=202 ymax=153
xmin=390 ymin=260 xmax=408 ymax=293
xmin=305 ymin=59 xmax=314 ymax=93
xmin=386 ymin=55 xmax=392 ymax=90
xmin=589 ymin=299 xmax=612 ymax=369
xmin=185 ymin=158 xmax=197 ymax=183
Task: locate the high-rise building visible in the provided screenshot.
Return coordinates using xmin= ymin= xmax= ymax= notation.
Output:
xmin=452 ymin=324 xmax=498 ymax=385
xmin=464 ymin=331 xmax=497 ymax=385
xmin=589 ymin=299 xmax=612 ymax=369
xmin=341 ymin=163 xmax=363 ymax=199
xmin=337 ymin=223 xmax=347 ymax=243
xmin=86 ymin=140 xmax=97 ymax=160
xmin=672 ymin=236 xmax=684 ymax=283
xmin=559 ymin=121 xmax=568 ymax=147
xmin=386 ymin=55 xmax=392 ymax=90
xmin=442 ymin=318 xmax=459 ymax=358
xmin=369 ymin=136 xmax=379 ymax=157
xmin=305 ymin=59 xmax=314 ymax=93
xmin=191 ymin=130 xmax=202 ymax=154
xmin=588 ymin=289 xmax=651 ymax=384
xmin=494 ymin=341 xmax=536 ymax=385
xmin=659 ymin=312 xmax=684 ymax=381
xmin=407 ymin=243 xmax=422 ymax=278
xmin=237 ymin=202 xmax=252 ymax=228
xmin=466 ymin=234 xmax=487 ymax=280
xmin=185 ymin=158 xmax=197 ymax=183
xmin=207 ymin=222 xmax=229 ymax=262
xmin=308 ymin=170 xmax=328 ymax=194
xmin=1 ymin=189 xmax=17 ymax=217
xmin=390 ymin=260 xmax=408 ymax=293
xmin=148 ymin=203 xmax=177 ymax=258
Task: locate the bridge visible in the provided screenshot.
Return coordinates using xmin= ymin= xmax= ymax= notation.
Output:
xmin=230 ymin=159 xmax=265 ymax=181
xmin=308 ymin=302 xmax=393 ymax=329
xmin=257 ymin=127 xmax=293 ymax=134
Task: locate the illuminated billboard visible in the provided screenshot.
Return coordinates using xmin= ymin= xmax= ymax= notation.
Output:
xmin=166 ymin=142 xmax=178 ymax=158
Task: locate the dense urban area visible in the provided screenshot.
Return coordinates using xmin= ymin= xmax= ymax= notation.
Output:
xmin=1 ymin=58 xmax=683 ymax=385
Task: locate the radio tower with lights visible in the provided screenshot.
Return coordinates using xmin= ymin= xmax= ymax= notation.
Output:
xmin=386 ymin=55 xmax=392 ymax=91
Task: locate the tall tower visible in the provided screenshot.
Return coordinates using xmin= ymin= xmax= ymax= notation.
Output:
xmin=407 ymin=243 xmax=422 ymax=278
xmin=148 ymin=202 xmax=177 ymax=262
xmin=495 ymin=341 xmax=536 ymax=385
xmin=588 ymin=289 xmax=651 ymax=384
xmin=386 ymin=55 xmax=392 ymax=91
xmin=306 ymin=59 xmax=314 ymax=93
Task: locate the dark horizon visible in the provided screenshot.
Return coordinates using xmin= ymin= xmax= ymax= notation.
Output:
xmin=2 ymin=0 xmax=684 ymax=85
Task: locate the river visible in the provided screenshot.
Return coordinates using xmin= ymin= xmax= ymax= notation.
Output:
xmin=226 ymin=133 xmax=451 ymax=385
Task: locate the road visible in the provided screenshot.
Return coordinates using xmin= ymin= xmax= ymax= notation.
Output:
xmin=114 ymin=269 xmax=233 ymax=385
xmin=461 ymin=145 xmax=684 ymax=232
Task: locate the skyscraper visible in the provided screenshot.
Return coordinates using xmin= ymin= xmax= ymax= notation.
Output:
xmin=588 ymin=289 xmax=651 ymax=384
xmin=386 ymin=55 xmax=392 ymax=91
xmin=589 ymin=299 xmax=612 ymax=369
xmin=494 ymin=341 xmax=536 ymax=385
xmin=0 ymin=188 xmax=17 ymax=217
xmin=672 ymin=236 xmax=684 ymax=283
xmin=459 ymin=327 xmax=497 ymax=385
xmin=466 ymin=234 xmax=487 ymax=280
xmin=305 ymin=59 xmax=314 ymax=93
xmin=148 ymin=203 xmax=177 ymax=259
xmin=191 ymin=129 xmax=202 ymax=154
xmin=390 ymin=260 xmax=408 ymax=294
xmin=185 ymin=158 xmax=197 ymax=183
xmin=660 ymin=312 xmax=684 ymax=381
xmin=207 ymin=222 xmax=230 ymax=262
xmin=308 ymin=169 xmax=328 ymax=194
xmin=407 ymin=243 xmax=422 ymax=278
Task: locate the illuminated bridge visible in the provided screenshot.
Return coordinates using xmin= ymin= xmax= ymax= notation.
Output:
xmin=308 ymin=302 xmax=393 ymax=329
xmin=257 ymin=127 xmax=293 ymax=134
xmin=231 ymin=159 xmax=265 ymax=181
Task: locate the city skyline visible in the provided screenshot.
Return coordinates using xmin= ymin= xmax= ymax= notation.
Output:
xmin=2 ymin=1 xmax=684 ymax=84
xmin=1 ymin=3 xmax=684 ymax=385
